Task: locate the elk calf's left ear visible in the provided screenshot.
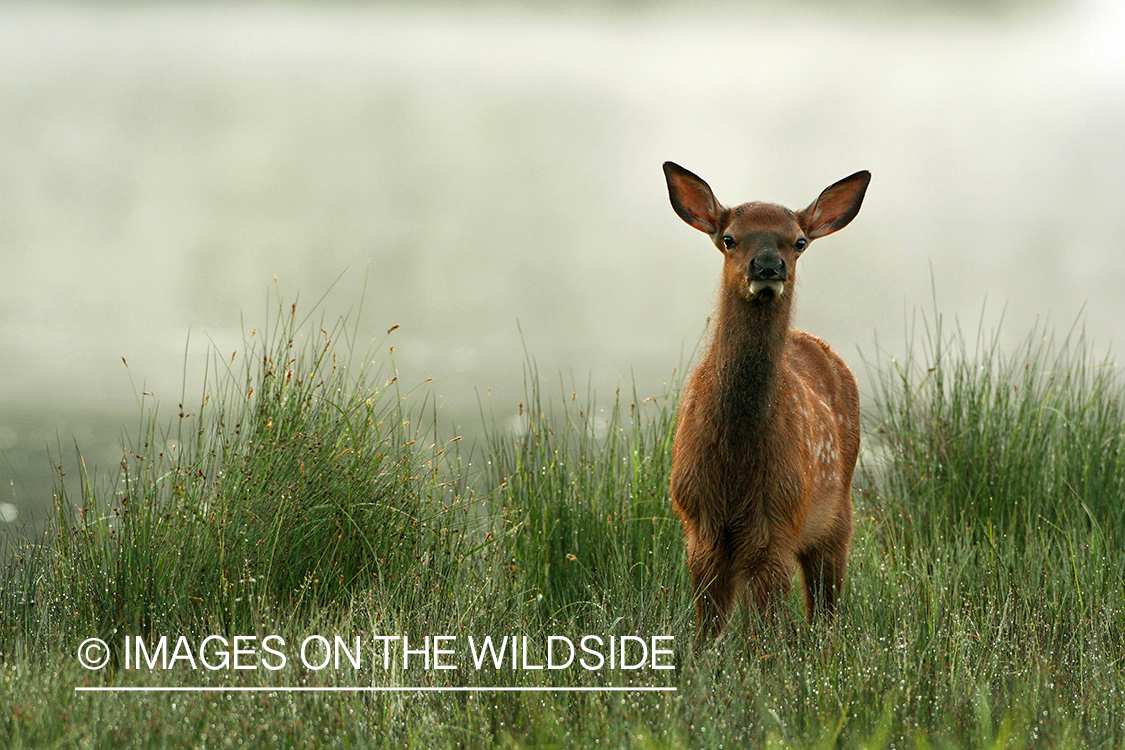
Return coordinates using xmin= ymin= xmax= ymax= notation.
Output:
xmin=799 ymin=171 xmax=871 ymax=241
xmin=663 ymin=161 xmax=724 ymax=236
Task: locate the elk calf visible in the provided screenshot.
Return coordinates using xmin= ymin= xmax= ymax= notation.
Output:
xmin=663 ymin=162 xmax=869 ymax=639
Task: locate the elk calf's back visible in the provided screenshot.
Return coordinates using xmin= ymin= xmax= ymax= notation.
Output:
xmin=663 ymin=162 xmax=869 ymax=639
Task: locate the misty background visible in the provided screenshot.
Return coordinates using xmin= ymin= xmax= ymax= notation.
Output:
xmin=2 ymin=0 xmax=1123 ymax=535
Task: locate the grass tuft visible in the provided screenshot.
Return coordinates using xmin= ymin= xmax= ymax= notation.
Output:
xmin=482 ymin=364 xmax=687 ymax=627
xmin=863 ymin=311 xmax=1125 ymax=542
xmin=4 ymin=293 xmax=464 ymax=661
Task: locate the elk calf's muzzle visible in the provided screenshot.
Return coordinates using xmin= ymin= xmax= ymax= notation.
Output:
xmin=751 ymin=248 xmax=786 ymax=281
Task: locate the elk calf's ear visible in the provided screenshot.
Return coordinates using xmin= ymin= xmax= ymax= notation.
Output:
xmin=663 ymin=162 xmax=724 ymax=236
xmin=799 ymin=171 xmax=871 ymax=241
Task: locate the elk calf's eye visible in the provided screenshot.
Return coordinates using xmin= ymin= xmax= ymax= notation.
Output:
xmin=795 ymin=238 xmax=808 ymax=251
xmin=722 ymin=235 xmax=735 ymax=249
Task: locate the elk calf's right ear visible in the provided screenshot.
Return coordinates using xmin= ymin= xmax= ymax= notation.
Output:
xmin=663 ymin=162 xmax=724 ymax=235
xmin=799 ymin=171 xmax=871 ymax=241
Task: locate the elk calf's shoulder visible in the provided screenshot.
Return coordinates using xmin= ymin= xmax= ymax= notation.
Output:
xmin=662 ymin=162 xmax=869 ymax=639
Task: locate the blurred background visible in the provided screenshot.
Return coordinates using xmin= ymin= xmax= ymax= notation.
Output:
xmin=1 ymin=0 xmax=1123 ymax=536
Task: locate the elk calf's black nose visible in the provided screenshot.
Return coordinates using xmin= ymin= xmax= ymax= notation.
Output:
xmin=751 ymin=251 xmax=786 ymax=281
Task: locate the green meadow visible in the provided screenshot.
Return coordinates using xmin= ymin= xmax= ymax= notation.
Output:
xmin=2 ymin=295 xmax=1123 ymax=749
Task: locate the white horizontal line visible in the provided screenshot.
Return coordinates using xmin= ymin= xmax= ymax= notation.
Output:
xmin=76 ymin=686 xmax=677 ymax=693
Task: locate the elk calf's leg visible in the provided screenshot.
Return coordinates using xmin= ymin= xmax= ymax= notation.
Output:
xmin=797 ymin=536 xmax=848 ymax=618
xmin=745 ymin=552 xmax=795 ymax=616
xmin=687 ymin=545 xmax=741 ymax=640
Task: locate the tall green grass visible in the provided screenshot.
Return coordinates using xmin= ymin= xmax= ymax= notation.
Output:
xmin=2 ymin=300 xmax=1123 ymax=748
xmin=2 ymin=295 xmax=466 ymax=660
xmin=482 ymin=367 xmax=687 ymax=626
xmin=865 ymin=312 xmax=1125 ymax=540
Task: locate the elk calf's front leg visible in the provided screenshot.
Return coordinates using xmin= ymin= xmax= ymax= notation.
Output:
xmin=798 ymin=524 xmax=851 ymax=618
xmin=687 ymin=544 xmax=740 ymax=640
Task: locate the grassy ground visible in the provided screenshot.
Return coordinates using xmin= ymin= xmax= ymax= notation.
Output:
xmin=1 ymin=297 xmax=1123 ymax=749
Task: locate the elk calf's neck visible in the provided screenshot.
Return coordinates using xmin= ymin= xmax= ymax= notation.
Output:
xmin=663 ymin=162 xmax=869 ymax=639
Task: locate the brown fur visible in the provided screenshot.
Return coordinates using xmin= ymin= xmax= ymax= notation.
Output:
xmin=663 ymin=162 xmax=870 ymax=639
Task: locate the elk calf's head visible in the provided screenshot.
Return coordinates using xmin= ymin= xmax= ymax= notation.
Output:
xmin=663 ymin=162 xmax=870 ymax=304
xmin=663 ymin=161 xmax=869 ymax=640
